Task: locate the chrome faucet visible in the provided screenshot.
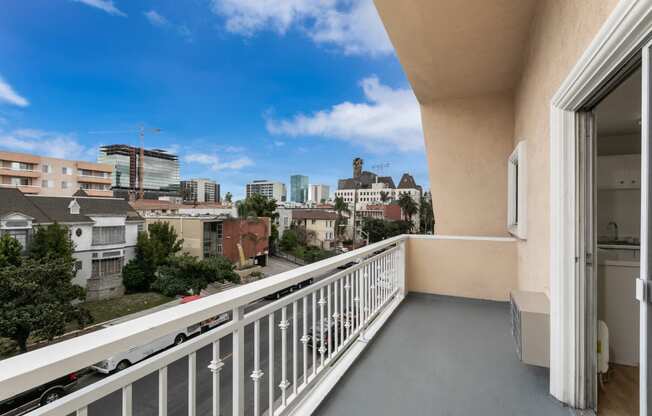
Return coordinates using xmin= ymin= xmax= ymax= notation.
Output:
xmin=607 ymin=222 xmax=619 ymax=242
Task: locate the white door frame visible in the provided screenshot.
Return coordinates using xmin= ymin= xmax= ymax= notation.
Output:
xmin=550 ymin=0 xmax=652 ymax=408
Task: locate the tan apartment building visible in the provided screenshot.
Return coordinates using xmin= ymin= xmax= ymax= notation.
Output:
xmin=0 ymin=150 xmax=113 ymax=197
xmin=144 ymin=215 xmax=270 ymax=267
xmin=290 ymin=209 xmax=338 ymax=250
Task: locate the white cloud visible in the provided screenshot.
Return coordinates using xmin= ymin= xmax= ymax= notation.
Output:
xmin=210 ymin=0 xmax=393 ymax=56
xmin=72 ymin=0 xmax=127 ymax=17
xmin=184 ymin=153 xmax=253 ymax=171
xmin=0 ymin=128 xmax=96 ymax=160
xmin=144 ymin=10 xmax=168 ymax=27
xmin=0 ymin=76 xmax=29 ymax=107
xmin=266 ymin=76 xmax=423 ymax=152
xmin=144 ymin=10 xmax=193 ymax=41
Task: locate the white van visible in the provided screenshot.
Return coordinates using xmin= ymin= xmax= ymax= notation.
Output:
xmin=92 ymin=297 xmax=229 ymax=374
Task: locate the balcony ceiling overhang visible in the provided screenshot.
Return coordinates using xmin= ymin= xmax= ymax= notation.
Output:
xmin=374 ymin=0 xmax=538 ymax=104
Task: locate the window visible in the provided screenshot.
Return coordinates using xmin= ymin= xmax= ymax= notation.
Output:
xmin=91 ymin=257 xmax=123 ymax=277
xmin=61 ymin=181 xmax=70 ymax=189
xmin=92 ymin=226 xmax=125 ymax=245
xmin=42 ymin=164 xmax=51 ymax=173
xmin=42 ymin=180 xmax=52 ymax=188
xmin=2 ymin=229 xmax=28 ymax=249
xmin=62 ymin=166 xmax=72 ymax=175
xmin=507 ymin=140 xmax=527 ymax=239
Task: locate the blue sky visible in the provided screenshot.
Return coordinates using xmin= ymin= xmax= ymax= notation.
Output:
xmin=0 ymin=0 xmax=428 ymax=199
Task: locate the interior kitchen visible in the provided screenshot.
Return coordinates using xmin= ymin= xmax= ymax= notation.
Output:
xmin=594 ymin=67 xmax=641 ymax=416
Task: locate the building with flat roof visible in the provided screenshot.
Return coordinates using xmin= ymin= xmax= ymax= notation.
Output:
xmin=290 ymin=175 xmax=309 ymax=203
xmin=98 ymin=144 xmax=180 ymax=200
xmin=181 ymin=178 xmax=220 ymax=203
xmin=0 ymin=150 xmax=113 ymax=197
xmin=245 ymin=180 xmax=286 ymax=202
xmin=309 ymin=184 xmax=330 ymax=203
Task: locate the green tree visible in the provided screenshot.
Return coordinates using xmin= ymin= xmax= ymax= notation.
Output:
xmin=361 ymin=218 xmax=413 ymax=243
xmin=236 ymin=194 xmax=279 ymax=250
xmin=0 ymin=233 xmax=23 ymax=268
xmin=0 ymin=257 xmax=89 ymax=352
xmin=379 ymin=191 xmax=390 ymax=204
xmin=333 ymin=196 xmax=350 ymax=239
xmin=419 ymin=192 xmax=435 ymax=234
xmin=280 ymin=229 xmax=299 ymax=252
xmin=122 ymin=258 xmax=149 ymax=293
xmin=397 ymin=193 xmax=418 ymax=231
xmin=124 ymin=222 xmax=184 ymax=292
xmin=152 ymin=254 xmax=239 ymax=297
xmin=224 ymin=192 xmax=233 ymax=203
xmin=29 ymin=223 xmax=74 ymax=260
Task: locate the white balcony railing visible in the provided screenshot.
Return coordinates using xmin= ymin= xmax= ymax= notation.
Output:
xmin=0 ymin=235 xmax=407 ymax=416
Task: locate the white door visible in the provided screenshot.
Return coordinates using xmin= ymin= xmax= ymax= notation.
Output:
xmin=640 ymin=40 xmax=652 ymax=416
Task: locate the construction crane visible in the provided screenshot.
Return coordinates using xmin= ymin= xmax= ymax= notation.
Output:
xmin=90 ymin=125 xmax=161 ymax=199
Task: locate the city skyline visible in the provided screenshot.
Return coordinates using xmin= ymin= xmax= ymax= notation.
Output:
xmin=0 ymin=0 xmax=429 ymax=200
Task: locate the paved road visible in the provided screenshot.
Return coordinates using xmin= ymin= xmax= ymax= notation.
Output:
xmin=77 ymin=263 xmax=345 ymax=416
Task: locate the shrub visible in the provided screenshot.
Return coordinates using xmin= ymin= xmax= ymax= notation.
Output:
xmin=122 ymin=259 xmax=150 ymax=293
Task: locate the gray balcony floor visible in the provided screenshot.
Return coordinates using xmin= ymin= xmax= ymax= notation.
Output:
xmin=314 ymin=293 xmax=570 ymax=416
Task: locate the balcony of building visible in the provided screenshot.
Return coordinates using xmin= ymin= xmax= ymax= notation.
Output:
xmin=0 ymin=234 xmax=566 ymax=416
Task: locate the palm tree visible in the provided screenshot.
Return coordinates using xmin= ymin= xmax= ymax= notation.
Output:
xmin=333 ymin=196 xmax=350 ymax=240
xmin=379 ymin=191 xmax=390 ymax=204
xmin=397 ymin=193 xmax=418 ymax=231
xmin=224 ymin=192 xmax=232 ymax=203
xmin=419 ymin=192 xmax=435 ymax=234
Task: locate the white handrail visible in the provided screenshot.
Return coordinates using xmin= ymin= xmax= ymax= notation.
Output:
xmin=0 ymin=235 xmax=406 ymax=401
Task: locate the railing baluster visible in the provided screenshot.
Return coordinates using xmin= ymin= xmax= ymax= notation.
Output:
xmin=353 ymin=269 xmax=358 ymax=331
xmin=318 ymin=287 xmax=326 ymax=367
xmin=251 ymin=320 xmax=263 ymax=416
xmin=338 ymin=277 xmax=346 ymax=345
xmin=279 ymin=306 xmax=290 ymax=406
xmin=345 ymin=274 xmax=350 ymax=340
xmin=268 ymin=313 xmax=275 ymax=415
xmin=158 ymin=367 xmax=167 ymax=416
xmin=301 ymin=296 xmax=309 ymax=386
xmin=188 ymin=352 xmax=196 ymax=416
xmin=77 ymin=407 xmax=88 ymax=416
xmin=292 ymin=300 xmax=298 ymax=396
xmin=327 ymin=283 xmax=332 ymax=359
xmin=312 ymin=291 xmax=317 ymax=376
xmin=233 ymin=306 xmax=245 ymax=416
xmin=122 ymin=384 xmax=132 ymax=416
xmin=208 ymin=341 xmax=223 ymax=416
xmin=333 ymin=278 xmax=339 ymax=352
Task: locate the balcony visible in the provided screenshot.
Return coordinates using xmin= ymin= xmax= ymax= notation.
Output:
xmin=0 ymin=167 xmax=41 ymax=179
xmin=0 ymin=183 xmax=41 ymax=194
xmin=0 ymin=235 xmax=562 ymax=416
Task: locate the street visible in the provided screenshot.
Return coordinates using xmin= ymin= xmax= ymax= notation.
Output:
xmin=77 ymin=257 xmax=340 ymax=416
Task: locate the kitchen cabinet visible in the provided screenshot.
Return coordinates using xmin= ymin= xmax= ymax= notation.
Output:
xmin=597 ymin=154 xmax=641 ymax=189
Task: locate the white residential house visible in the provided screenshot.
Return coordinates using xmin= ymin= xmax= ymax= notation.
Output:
xmin=0 ymin=188 xmax=143 ymax=300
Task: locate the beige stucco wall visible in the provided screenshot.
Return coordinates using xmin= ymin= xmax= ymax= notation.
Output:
xmin=406 ymin=237 xmax=517 ymax=301
xmin=420 ymin=92 xmax=515 ymax=236
xmin=512 ymin=0 xmax=619 ymax=294
xmin=145 ymin=218 xmax=204 ymax=258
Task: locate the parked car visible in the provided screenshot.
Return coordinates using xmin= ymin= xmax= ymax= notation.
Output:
xmin=91 ymin=296 xmax=229 ymax=374
xmin=264 ymin=278 xmax=314 ymax=300
xmin=0 ymin=372 xmax=77 ymax=416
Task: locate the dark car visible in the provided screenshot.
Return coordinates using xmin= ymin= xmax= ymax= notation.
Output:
xmin=0 ymin=372 xmax=78 ymax=416
xmin=264 ymin=278 xmax=313 ymax=300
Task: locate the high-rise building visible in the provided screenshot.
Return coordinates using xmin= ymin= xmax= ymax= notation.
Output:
xmin=245 ymin=180 xmax=286 ymax=202
xmin=309 ymin=184 xmax=330 ymax=203
xmin=98 ymin=145 xmax=180 ymax=200
xmin=290 ymin=175 xmax=309 ymax=203
xmin=180 ymin=178 xmax=220 ymax=203
xmin=0 ymin=150 xmax=113 ymax=197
